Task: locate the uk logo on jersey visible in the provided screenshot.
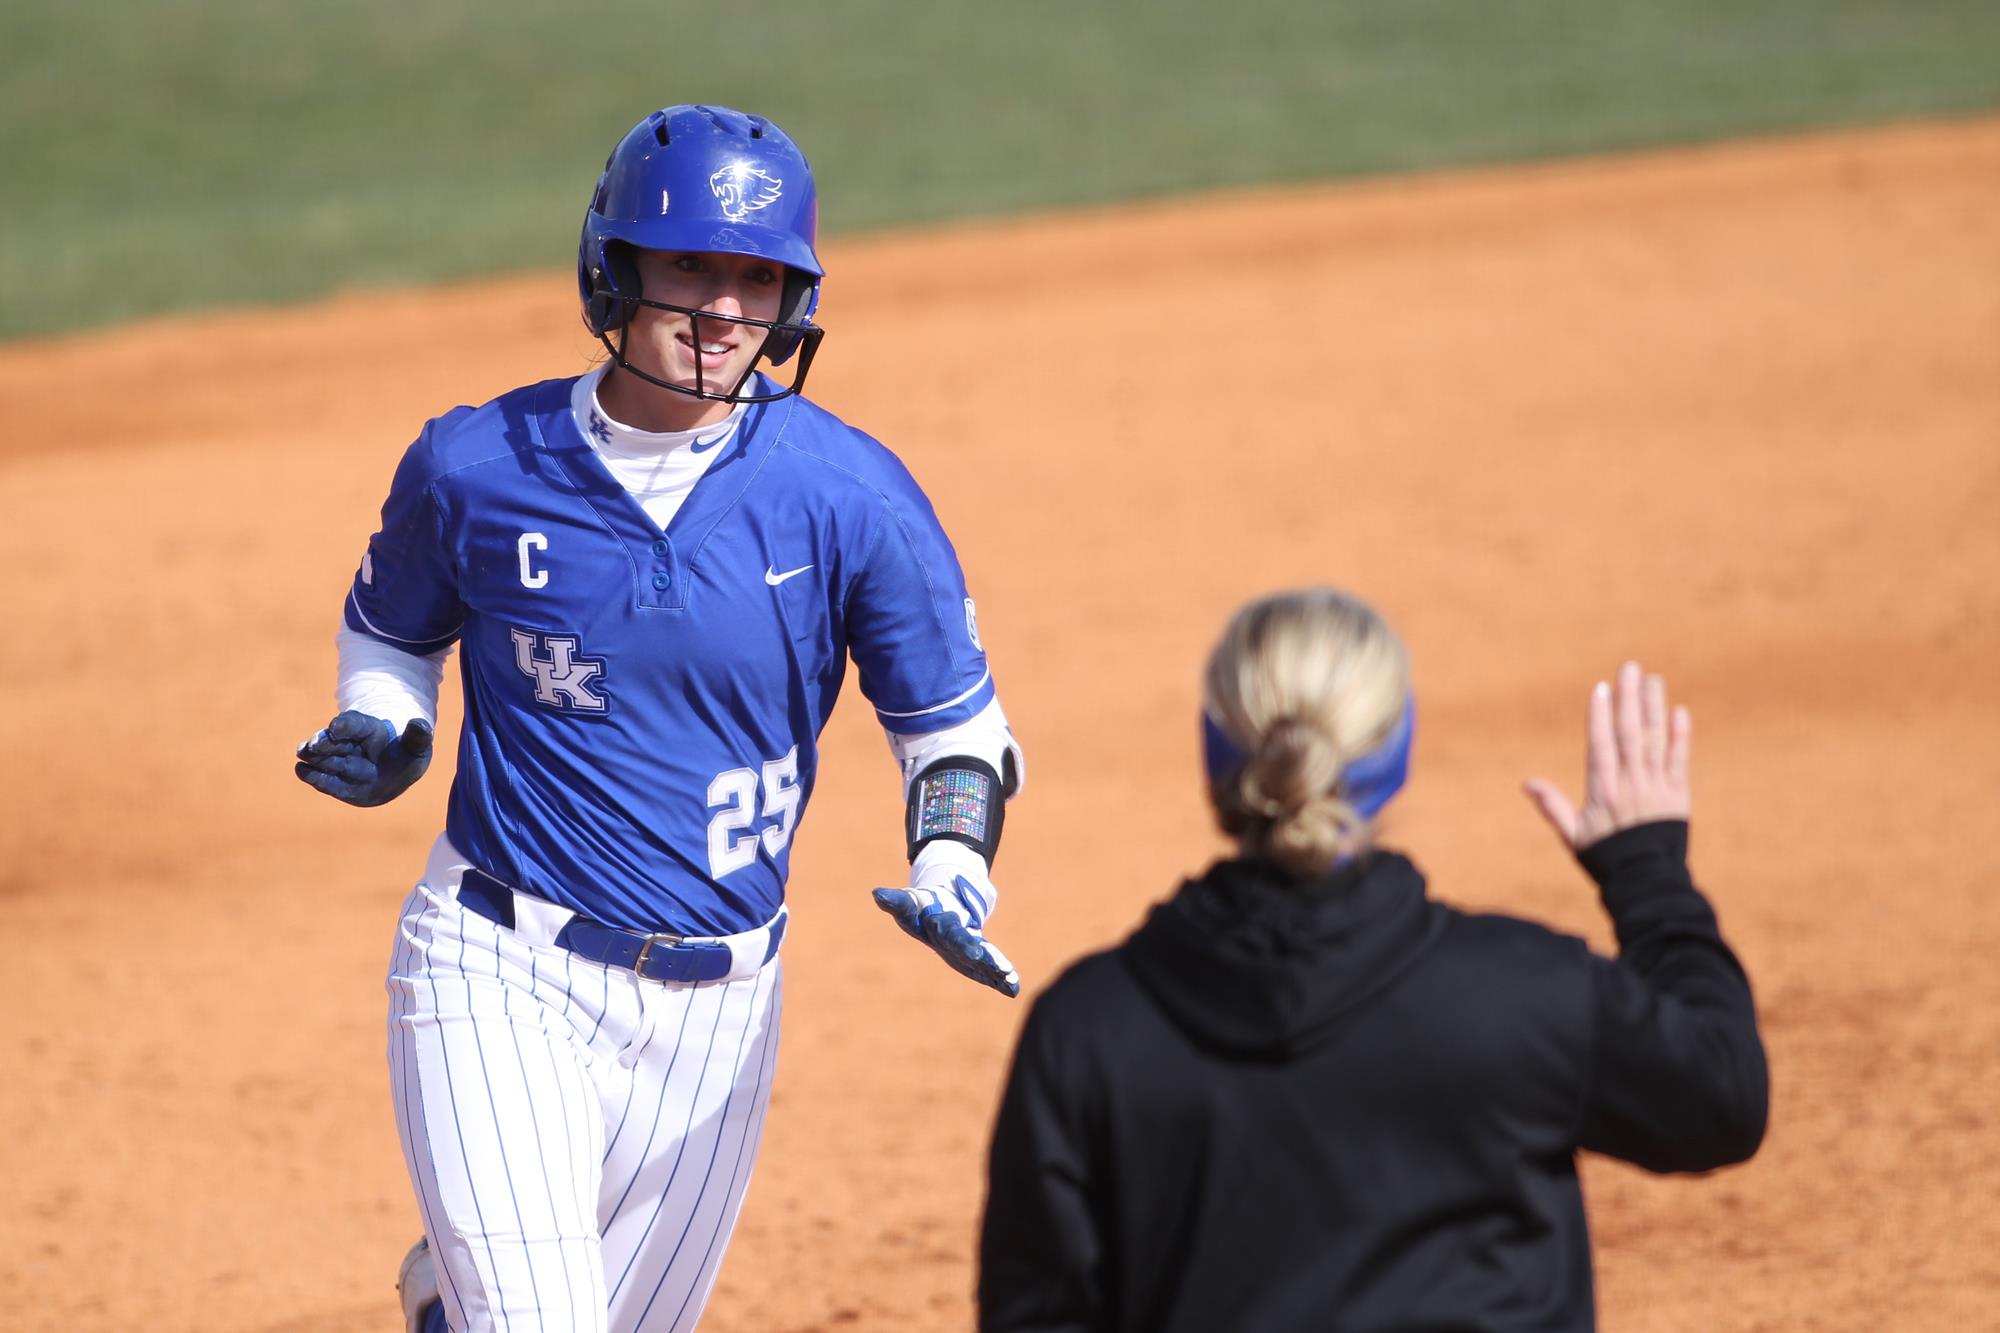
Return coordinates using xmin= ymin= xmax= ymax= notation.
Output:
xmin=510 ymin=628 xmax=608 ymax=712
xmin=710 ymin=164 xmax=782 ymax=222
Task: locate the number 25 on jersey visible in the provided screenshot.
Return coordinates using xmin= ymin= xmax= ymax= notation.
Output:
xmin=706 ymin=747 xmax=802 ymax=877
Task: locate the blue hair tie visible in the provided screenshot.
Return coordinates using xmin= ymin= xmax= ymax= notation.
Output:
xmin=1341 ymin=696 xmax=1415 ymax=817
xmin=1201 ymin=694 xmax=1416 ymax=818
xmin=1201 ymin=709 xmax=1249 ymax=782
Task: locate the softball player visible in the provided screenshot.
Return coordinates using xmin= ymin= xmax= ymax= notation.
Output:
xmin=294 ymin=104 xmax=1024 ymax=1333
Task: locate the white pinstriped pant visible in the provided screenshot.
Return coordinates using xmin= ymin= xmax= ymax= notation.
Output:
xmin=387 ymin=878 xmax=782 ymax=1333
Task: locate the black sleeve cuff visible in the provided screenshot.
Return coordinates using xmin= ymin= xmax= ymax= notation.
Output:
xmin=1576 ymin=820 xmax=1689 ymax=889
xmin=1577 ymin=820 xmax=1726 ymax=963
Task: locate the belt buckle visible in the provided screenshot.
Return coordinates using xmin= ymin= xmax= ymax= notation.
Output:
xmin=633 ymin=931 xmax=685 ymax=976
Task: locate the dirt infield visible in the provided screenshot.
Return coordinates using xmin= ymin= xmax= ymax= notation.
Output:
xmin=2 ymin=116 xmax=1996 ymax=1332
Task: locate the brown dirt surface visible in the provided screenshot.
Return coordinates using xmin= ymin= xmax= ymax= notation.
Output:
xmin=2 ymin=115 xmax=1996 ymax=1332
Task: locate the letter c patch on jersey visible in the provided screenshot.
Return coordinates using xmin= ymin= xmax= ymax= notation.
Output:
xmin=510 ymin=627 xmax=608 ymax=712
xmin=518 ymin=532 xmax=550 ymax=589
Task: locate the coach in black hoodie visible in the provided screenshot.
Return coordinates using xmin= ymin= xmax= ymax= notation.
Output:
xmin=979 ymin=591 xmax=1767 ymax=1333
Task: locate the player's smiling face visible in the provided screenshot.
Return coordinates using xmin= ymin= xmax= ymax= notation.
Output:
xmin=625 ymin=249 xmax=785 ymax=399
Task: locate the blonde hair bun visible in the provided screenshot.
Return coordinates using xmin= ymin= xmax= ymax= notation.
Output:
xmin=1204 ymin=589 xmax=1410 ymax=878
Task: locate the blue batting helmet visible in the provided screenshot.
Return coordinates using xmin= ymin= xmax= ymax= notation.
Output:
xmin=579 ymin=105 xmax=825 ymax=395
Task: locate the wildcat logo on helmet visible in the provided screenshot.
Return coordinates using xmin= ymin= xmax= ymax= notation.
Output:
xmin=710 ymin=164 xmax=783 ymax=222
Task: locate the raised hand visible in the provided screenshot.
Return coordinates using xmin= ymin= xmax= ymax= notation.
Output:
xmin=295 ymin=710 xmax=434 ymax=808
xmin=1523 ymin=661 xmax=1690 ymax=851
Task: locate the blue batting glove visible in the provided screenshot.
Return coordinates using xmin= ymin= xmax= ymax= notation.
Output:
xmin=873 ymin=875 xmax=1021 ymax=998
xmin=295 ymin=711 xmax=433 ymax=807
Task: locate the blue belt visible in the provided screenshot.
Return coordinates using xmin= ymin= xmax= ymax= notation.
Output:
xmin=457 ymin=867 xmax=784 ymax=985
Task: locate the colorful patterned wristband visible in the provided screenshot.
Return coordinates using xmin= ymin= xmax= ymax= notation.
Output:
xmin=905 ymin=757 xmax=1005 ymax=863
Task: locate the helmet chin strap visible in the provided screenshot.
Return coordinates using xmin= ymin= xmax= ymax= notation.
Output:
xmin=597 ymin=299 xmax=822 ymax=405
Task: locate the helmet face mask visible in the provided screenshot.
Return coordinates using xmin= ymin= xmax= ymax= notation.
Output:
xmin=579 ymin=105 xmax=825 ymax=404
xmin=590 ymin=279 xmax=825 ymax=404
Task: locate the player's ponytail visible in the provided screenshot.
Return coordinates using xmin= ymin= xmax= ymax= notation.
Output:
xmin=1203 ymin=588 xmax=1411 ymax=878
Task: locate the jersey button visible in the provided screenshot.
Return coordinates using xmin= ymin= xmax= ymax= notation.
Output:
xmin=652 ymin=571 xmax=671 ymax=590
xmin=651 ymin=540 xmax=670 ymax=557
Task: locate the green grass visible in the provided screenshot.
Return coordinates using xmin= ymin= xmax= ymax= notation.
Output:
xmin=4 ymin=0 xmax=1997 ymax=338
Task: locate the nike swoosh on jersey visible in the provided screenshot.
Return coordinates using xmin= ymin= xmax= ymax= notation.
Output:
xmin=764 ymin=564 xmax=814 ymax=586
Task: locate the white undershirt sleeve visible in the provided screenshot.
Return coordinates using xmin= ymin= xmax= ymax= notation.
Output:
xmin=335 ymin=624 xmax=452 ymax=732
xmin=885 ymin=696 xmax=1026 ymax=799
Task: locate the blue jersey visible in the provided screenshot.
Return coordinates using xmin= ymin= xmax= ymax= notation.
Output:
xmin=345 ymin=374 xmax=995 ymax=936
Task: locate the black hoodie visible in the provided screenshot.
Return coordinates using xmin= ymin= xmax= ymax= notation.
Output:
xmin=979 ymin=822 xmax=1766 ymax=1333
